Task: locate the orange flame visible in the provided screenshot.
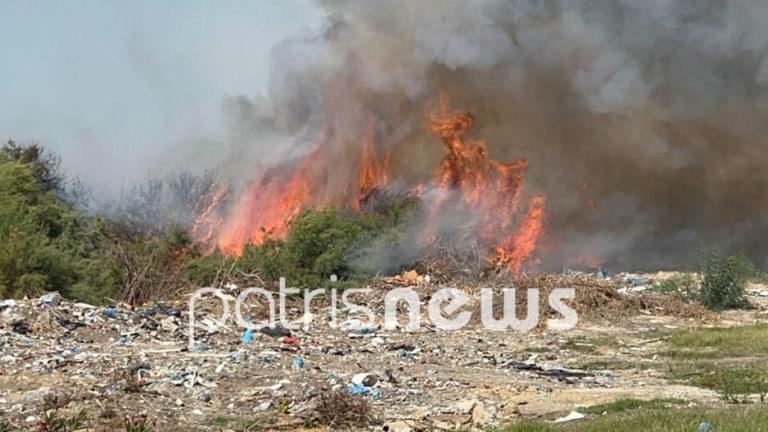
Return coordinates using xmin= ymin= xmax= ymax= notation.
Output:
xmin=216 ymin=147 xmax=319 ymax=255
xmin=206 ymin=93 xmax=546 ymax=272
xmin=355 ymin=119 xmax=389 ymax=209
xmin=424 ymin=93 xmax=546 ymax=271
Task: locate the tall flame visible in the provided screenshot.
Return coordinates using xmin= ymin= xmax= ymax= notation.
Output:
xmin=425 ymin=93 xmax=546 ymax=271
xmin=204 ymin=93 xmax=546 ymax=272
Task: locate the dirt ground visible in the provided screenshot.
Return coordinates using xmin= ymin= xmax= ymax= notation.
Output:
xmin=1 ymin=273 xmax=766 ymax=431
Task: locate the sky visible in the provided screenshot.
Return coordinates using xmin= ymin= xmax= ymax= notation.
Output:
xmin=0 ymin=0 xmax=324 ymax=189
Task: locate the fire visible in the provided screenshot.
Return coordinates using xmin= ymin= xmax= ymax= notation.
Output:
xmin=355 ymin=119 xmax=389 ymax=209
xmin=216 ymin=147 xmax=319 ymax=255
xmin=424 ymin=93 xmax=546 ymax=271
xmin=204 ymin=93 xmax=546 ymax=272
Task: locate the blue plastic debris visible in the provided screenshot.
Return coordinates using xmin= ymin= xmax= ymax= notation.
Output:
xmin=193 ymin=343 xmax=205 ymax=352
xmin=346 ymin=383 xmax=381 ymax=400
xmin=118 ymin=336 xmax=128 ymax=345
xmin=103 ymin=308 xmax=117 ymax=318
xmin=241 ymin=329 xmax=254 ymax=343
xmin=698 ymin=422 xmax=714 ymax=431
xmin=292 ymin=356 xmax=305 ymax=369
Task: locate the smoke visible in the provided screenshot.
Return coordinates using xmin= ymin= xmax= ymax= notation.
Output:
xmin=223 ymin=0 xmax=768 ymax=269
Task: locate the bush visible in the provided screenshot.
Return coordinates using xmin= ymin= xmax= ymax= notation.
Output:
xmin=653 ymin=274 xmax=698 ymax=300
xmin=310 ymin=391 xmax=374 ymax=428
xmin=699 ymin=250 xmax=755 ymax=310
xmin=232 ymin=196 xmax=418 ymax=287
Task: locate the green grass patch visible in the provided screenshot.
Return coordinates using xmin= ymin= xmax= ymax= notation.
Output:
xmin=661 ymin=324 xmax=768 ymax=359
xmin=500 ymin=406 xmax=768 ymax=431
xmin=579 ymin=398 xmax=686 ymax=415
xmin=667 ymin=362 xmax=768 ymax=403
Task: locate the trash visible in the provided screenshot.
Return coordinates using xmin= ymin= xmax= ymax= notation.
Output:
xmin=292 ymin=356 xmax=305 ymax=369
xmin=322 ymin=347 xmax=346 ymax=356
xmin=698 ymin=421 xmax=715 ymax=431
xmin=10 ymin=319 xmax=30 ymax=335
xmin=346 ymin=383 xmax=381 ymax=400
xmin=554 ymin=411 xmax=586 ymax=423
xmin=253 ymin=400 xmax=272 ymax=412
xmin=402 ymin=269 xmax=419 ymax=281
xmin=240 ymin=329 xmax=254 ymax=343
xmin=282 ymin=336 xmax=300 ymax=346
xmin=351 ymin=373 xmax=379 ymax=387
xmin=507 ymin=361 xmax=593 ymax=380
xmin=260 ymin=325 xmax=291 ymax=338
xmin=38 ymin=292 xmax=61 ymax=307
xmin=103 ymin=308 xmax=117 ymax=318
xmin=339 ymin=319 xmax=376 ymax=334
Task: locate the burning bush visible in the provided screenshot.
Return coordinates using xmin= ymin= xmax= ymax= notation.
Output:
xmin=186 ymin=195 xmax=418 ymax=288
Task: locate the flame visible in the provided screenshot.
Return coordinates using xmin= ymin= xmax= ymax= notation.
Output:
xmin=424 ymin=93 xmax=546 ymax=271
xmin=216 ymin=147 xmax=319 ymax=255
xmin=355 ymin=119 xmax=389 ymax=209
xmin=205 ymin=93 xmax=546 ymax=272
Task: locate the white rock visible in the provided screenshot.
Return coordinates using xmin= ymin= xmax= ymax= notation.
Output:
xmin=455 ymin=399 xmax=477 ymax=414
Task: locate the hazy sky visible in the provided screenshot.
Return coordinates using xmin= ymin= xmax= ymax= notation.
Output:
xmin=0 ymin=0 xmax=324 ymax=188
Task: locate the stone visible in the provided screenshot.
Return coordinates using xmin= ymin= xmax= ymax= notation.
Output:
xmin=471 ymin=402 xmax=495 ymax=425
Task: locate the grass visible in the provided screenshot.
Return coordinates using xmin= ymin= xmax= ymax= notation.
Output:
xmin=500 ymin=406 xmax=768 ymax=431
xmin=579 ymin=398 xmax=685 ymax=415
xmin=660 ymin=324 xmax=768 ymax=359
xmin=562 ymin=335 xmax=619 ymax=354
xmin=658 ymin=324 xmax=768 ymax=403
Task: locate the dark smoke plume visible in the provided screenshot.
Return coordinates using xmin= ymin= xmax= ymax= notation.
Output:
xmin=224 ymin=0 xmax=768 ymax=269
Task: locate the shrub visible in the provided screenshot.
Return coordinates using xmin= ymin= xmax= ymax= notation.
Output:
xmin=310 ymin=391 xmax=374 ymax=428
xmin=37 ymin=409 xmax=88 ymax=432
xmin=699 ymin=250 xmax=754 ymax=310
xmin=653 ymin=274 xmax=698 ymax=300
xmin=234 ymin=196 xmax=418 ymax=287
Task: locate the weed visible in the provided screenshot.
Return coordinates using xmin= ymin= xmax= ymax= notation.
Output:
xmin=652 ymin=274 xmax=698 ymax=299
xmin=37 ymin=409 xmax=88 ymax=432
xmin=122 ymin=415 xmax=155 ymax=432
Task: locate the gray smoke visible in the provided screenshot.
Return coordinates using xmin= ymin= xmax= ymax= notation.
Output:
xmin=226 ymin=0 xmax=768 ymax=269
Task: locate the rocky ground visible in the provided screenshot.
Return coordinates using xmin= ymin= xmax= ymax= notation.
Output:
xmin=1 ymin=272 xmax=767 ymax=431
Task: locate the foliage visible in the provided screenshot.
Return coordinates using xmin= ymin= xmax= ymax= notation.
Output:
xmin=652 ymin=274 xmax=698 ymax=300
xmin=0 ymin=157 xmax=98 ymax=299
xmin=699 ymin=249 xmax=755 ymax=310
xmin=1 ymin=140 xmax=65 ymax=196
xmin=122 ymin=415 xmax=155 ymax=432
xmin=0 ymin=143 xmax=200 ymax=304
xmin=37 ymin=409 xmax=88 ymax=432
xmin=229 ymin=196 xmax=418 ymax=287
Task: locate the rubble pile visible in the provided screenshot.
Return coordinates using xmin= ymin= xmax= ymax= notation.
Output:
xmin=0 ymin=272 xmax=738 ymax=431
